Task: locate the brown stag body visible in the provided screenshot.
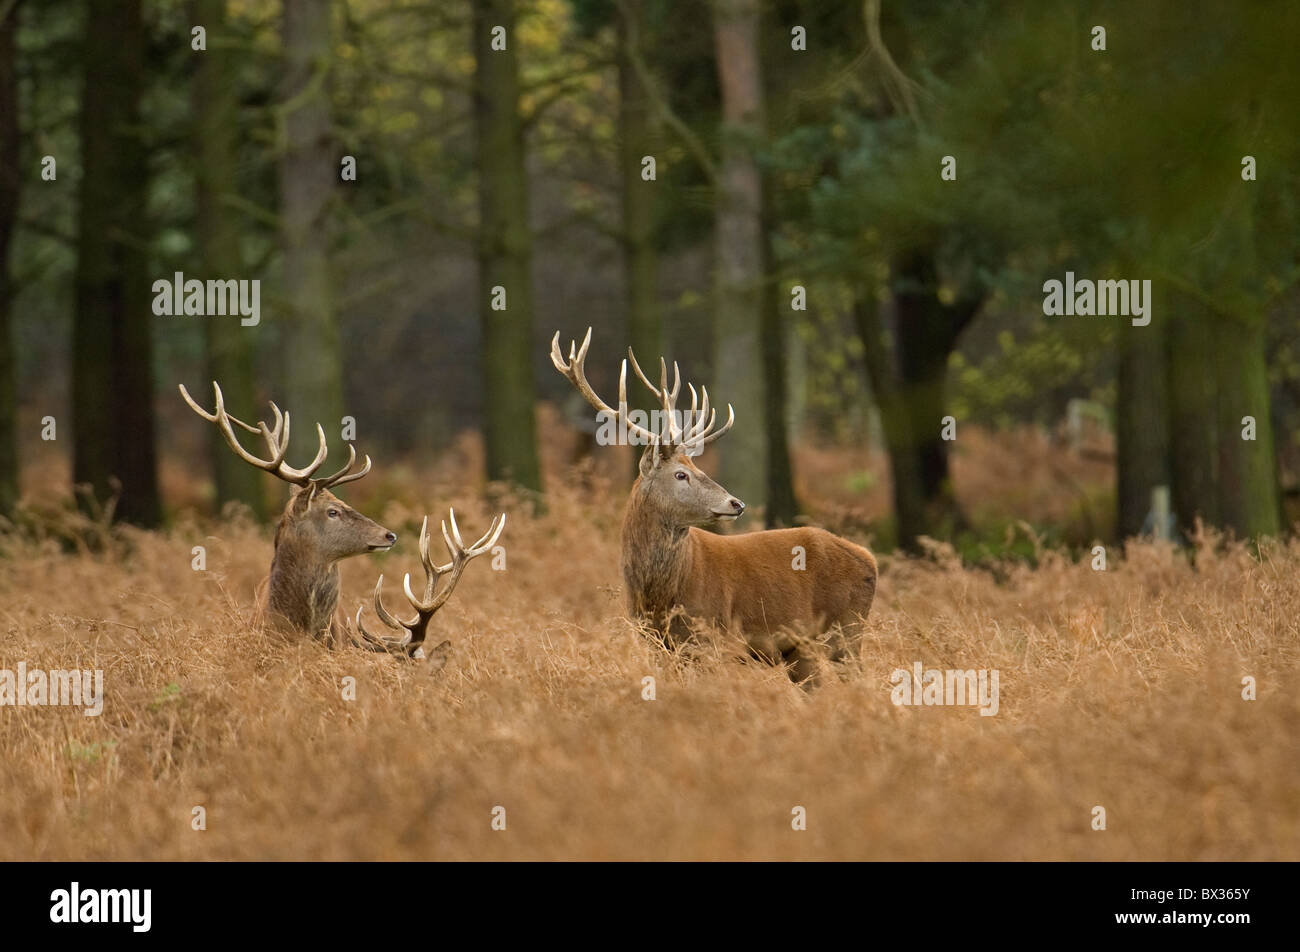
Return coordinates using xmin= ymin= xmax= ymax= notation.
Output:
xmin=553 ymin=328 xmax=877 ymax=683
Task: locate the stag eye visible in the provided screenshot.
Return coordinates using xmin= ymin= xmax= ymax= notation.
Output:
xmin=326 ymin=508 xmax=340 ymax=518
xmin=675 ymin=471 xmax=688 ymax=481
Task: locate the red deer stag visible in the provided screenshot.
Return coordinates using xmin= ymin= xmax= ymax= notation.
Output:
xmin=353 ymin=509 xmax=506 ymax=671
xmin=551 ymin=328 xmax=877 ymax=683
xmin=180 ymin=381 xmax=396 ymax=646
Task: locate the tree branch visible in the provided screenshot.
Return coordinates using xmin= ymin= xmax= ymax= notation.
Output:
xmin=617 ymin=0 xmax=717 ymax=183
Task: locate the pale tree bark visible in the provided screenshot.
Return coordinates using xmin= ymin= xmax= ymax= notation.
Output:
xmin=194 ymin=0 xmax=265 ymax=518
xmin=711 ymin=0 xmax=766 ymax=511
xmin=279 ymin=0 xmax=342 ymax=447
xmin=74 ymin=0 xmax=160 ymax=526
xmin=473 ymin=0 xmax=542 ymax=494
xmin=0 ymin=1 xmax=20 ymax=516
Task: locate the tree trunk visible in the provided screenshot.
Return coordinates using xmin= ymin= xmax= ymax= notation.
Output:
xmin=1116 ymin=319 xmax=1169 ymax=539
xmin=894 ymin=251 xmax=971 ymax=542
xmin=1212 ymin=200 xmax=1280 ymax=539
xmin=0 ymin=2 xmax=19 ymax=517
xmin=760 ymin=177 xmax=797 ymax=526
xmin=279 ymin=0 xmax=342 ymax=449
xmin=855 ymin=289 xmax=922 ymax=550
xmin=74 ymin=0 xmax=159 ymax=526
xmin=711 ymin=0 xmax=766 ymax=511
xmin=1214 ymin=313 xmax=1279 ymax=537
xmin=618 ymin=0 xmax=662 ymax=479
xmin=1166 ymin=295 xmax=1219 ymax=533
xmin=194 ymin=0 xmax=264 ymax=519
xmin=473 ymin=0 xmax=542 ymax=494
xmin=855 ymin=253 xmax=976 ymax=552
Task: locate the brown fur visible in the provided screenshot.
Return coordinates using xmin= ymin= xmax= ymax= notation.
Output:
xmin=252 ymin=486 xmax=395 ymax=645
xmin=622 ymin=445 xmax=877 ymax=682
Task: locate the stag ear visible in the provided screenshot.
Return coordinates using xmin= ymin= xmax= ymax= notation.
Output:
xmin=638 ymin=444 xmax=663 ymax=478
xmin=288 ymin=484 xmax=314 ymax=514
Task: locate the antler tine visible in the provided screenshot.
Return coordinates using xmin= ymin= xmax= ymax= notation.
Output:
xmin=626 ymin=346 xmax=659 ymax=399
xmin=626 ymin=348 xmax=682 ymax=441
xmin=660 ymin=358 xmax=683 ymax=442
xmin=686 ymin=402 xmax=736 ymax=451
xmin=466 ymin=511 xmax=507 ymax=555
xmin=178 ymin=382 xmax=219 ymax=423
xmin=272 ymin=420 xmax=329 ymax=484
xmin=355 ymin=510 xmax=504 ymax=661
xmin=181 ymin=380 xmax=374 ymax=492
xmin=684 ymin=384 xmax=712 ymax=443
xmin=353 ymin=573 xmax=418 ymax=656
xmin=684 ymin=383 xmax=700 ymax=439
xmin=664 ymin=358 xmax=681 ymax=410
xmin=619 ymin=359 xmax=658 ymax=447
xmin=354 ymin=518 xmax=438 ymax=658
xmin=422 ymin=509 xmax=504 ymax=614
xmin=621 ymin=356 xmax=668 ymax=446
xmin=316 ymin=441 xmax=373 ymax=490
xmin=180 ymin=382 xmax=293 ymax=476
xmin=552 ymin=328 xmax=657 ymax=446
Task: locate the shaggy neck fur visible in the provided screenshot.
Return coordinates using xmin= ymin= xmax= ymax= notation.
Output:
xmin=621 ymin=478 xmax=693 ymax=626
xmin=266 ymin=509 xmax=341 ymax=639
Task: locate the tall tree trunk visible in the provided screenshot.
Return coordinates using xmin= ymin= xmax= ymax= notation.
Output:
xmin=855 ymin=288 xmax=922 ymax=550
xmin=1214 ymin=313 xmax=1279 ymax=537
xmin=893 ymin=251 xmax=972 ymax=542
xmin=473 ymin=0 xmax=542 ymax=494
xmin=760 ymin=178 xmax=797 ymax=526
xmin=855 ymin=253 xmax=976 ymax=552
xmin=0 ymin=1 xmax=20 ymax=517
xmin=711 ymin=0 xmax=765 ymax=511
xmin=1166 ymin=295 xmax=1219 ymax=534
xmin=618 ymin=0 xmax=662 ymax=478
xmin=1212 ymin=200 xmax=1280 ymax=539
xmin=279 ymin=0 xmax=342 ymax=449
xmin=74 ymin=0 xmax=159 ymax=526
xmin=1116 ymin=320 xmax=1169 ymax=539
xmin=194 ymin=0 xmax=264 ymax=519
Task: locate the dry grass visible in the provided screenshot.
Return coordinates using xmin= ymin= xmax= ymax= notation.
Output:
xmin=1 ymin=465 xmax=1297 ymax=861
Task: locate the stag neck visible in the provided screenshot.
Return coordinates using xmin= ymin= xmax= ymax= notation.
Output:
xmin=266 ymin=525 xmax=343 ymax=637
xmin=621 ymin=484 xmax=693 ymax=623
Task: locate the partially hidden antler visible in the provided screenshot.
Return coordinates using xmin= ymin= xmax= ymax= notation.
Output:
xmin=179 ymin=381 xmax=371 ymax=494
xmin=551 ymin=327 xmax=734 ymax=452
xmin=353 ymin=509 xmax=505 ymax=665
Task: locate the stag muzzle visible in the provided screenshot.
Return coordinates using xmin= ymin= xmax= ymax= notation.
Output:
xmin=712 ymin=497 xmax=746 ymax=520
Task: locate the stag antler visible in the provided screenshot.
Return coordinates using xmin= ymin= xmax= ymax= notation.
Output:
xmin=551 ymin=327 xmax=734 ymax=452
xmin=354 ymin=509 xmax=506 ymax=665
xmin=179 ymin=381 xmax=372 ymax=494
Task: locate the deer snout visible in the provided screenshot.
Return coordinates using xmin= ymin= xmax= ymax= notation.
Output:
xmin=368 ymin=530 xmax=398 ymax=551
xmin=713 ymin=496 xmax=745 ymax=519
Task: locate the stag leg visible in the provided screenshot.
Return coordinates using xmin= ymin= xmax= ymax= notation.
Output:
xmin=781 ymin=644 xmax=823 ymax=687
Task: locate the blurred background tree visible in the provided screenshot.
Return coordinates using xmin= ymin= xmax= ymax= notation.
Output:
xmin=2 ymin=0 xmax=1297 ymax=554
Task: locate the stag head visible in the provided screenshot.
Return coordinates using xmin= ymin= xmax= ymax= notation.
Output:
xmin=179 ymin=381 xmax=397 ymax=556
xmin=550 ymin=327 xmax=745 ymax=526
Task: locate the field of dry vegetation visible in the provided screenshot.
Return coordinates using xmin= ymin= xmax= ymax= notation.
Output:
xmin=1 ymin=426 xmax=1297 ymax=861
